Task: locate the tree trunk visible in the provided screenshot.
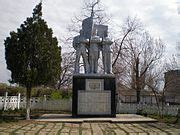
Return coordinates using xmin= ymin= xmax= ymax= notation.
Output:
xmin=26 ymin=86 xmax=32 ymax=120
xmin=154 ymin=92 xmax=161 ymax=116
xmin=136 ymin=57 xmax=140 ymax=103
xmin=136 ymin=90 xmax=140 ymax=103
xmin=161 ymin=95 xmax=165 ymax=118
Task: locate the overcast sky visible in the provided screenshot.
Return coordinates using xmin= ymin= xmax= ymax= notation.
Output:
xmin=0 ymin=0 xmax=180 ymax=84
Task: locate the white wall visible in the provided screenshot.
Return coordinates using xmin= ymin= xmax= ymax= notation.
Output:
xmin=116 ymin=102 xmax=179 ymax=116
xmin=0 ymin=96 xmax=179 ymax=116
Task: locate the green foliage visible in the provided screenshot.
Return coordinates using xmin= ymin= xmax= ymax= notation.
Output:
xmin=49 ymin=89 xmax=72 ymax=100
xmin=50 ymin=91 xmax=62 ymax=100
xmin=0 ymin=108 xmax=26 ymax=123
xmin=0 ymin=83 xmax=8 ymax=89
xmin=61 ymin=90 xmax=72 ymax=99
xmin=0 ymin=83 xmax=72 ymax=98
xmin=148 ymin=114 xmax=180 ymax=124
xmin=1 ymin=108 xmax=26 ymax=116
xmin=4 ymin=2 xmax=62 ymax=120
xmin=31 ymin=88 xmax=72 ymax=99
xmin=0 ymin=83 xmax=25 ymax=96
xmin=31 ymin=87 xmax=53 ymax=97
xmin=4 ymin=2 xmax=61 ymax=88
xmin=136 ymin=109 xmax=147 ymax=117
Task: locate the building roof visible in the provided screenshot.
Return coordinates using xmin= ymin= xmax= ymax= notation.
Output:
xmin=165 ymin=69 xmax=180 ymax=75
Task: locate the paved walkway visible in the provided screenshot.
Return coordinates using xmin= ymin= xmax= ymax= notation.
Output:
xmin=0 ymin=121 xmax=179 ymax=135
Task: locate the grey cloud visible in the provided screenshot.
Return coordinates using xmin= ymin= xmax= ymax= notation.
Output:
xmin=104 ymin=0 xmax=179 ymax=55
xmin=0 ymin=0 xmax=179 ymax=83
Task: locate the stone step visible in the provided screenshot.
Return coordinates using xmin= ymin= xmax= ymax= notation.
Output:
xmin=35 ymin=114 xmax=158 ymax=123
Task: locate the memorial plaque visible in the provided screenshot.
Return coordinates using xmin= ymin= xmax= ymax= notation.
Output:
xmin=86 ymin=79 xmax=104 ymax=90
xmin=78 ymin=91 xmax=111 ymax=115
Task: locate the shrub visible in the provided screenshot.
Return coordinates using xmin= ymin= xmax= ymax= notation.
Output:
xmin=61 ymin=90 xmax=72 ymax=99
xmin=50 ymin=91 xmax=62 ymax=100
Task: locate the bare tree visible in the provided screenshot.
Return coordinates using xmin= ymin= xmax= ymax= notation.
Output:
xmin=128 ymin=33 xmax=164 ymax=103
xmin=111 ymin=17 xmax=143 ymax=89
xmin=112 ymin=17 xmax=165 ymax=103
xmin=142 ymin=49 xmax=179 ymax=117
xmin=164 ymin=55 xmax=179 ymax=71
xmin=112 ymin=16 xmax=143 ymax=68
xmin=67 ymin=0 xmax=110 ymax=34
xmin=146 ymin=61 xmax=177 ymax=118
xmin=57 ymin=52 xmax=75 ymax=90
xmin=144 ymin=63 xmax=165 ymax=116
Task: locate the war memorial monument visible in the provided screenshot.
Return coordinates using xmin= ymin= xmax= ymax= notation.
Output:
xmin=72 ymin=5 xmax=116 ymax=117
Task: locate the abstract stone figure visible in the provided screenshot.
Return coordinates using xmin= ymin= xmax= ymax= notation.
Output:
xmin=94 ymin=24 xmax=108 ymax=38
xmin=89 ymin=36 xmax=101 ymax=73
xmin=102 ymin=37 xmax=113 ymax=74
xmin=73 ymin=32 xmax=90 ymax=74
xmin=72 ymin=0 xmax=113 ymax=74
xmin=82 ymin=17 xmax=93 ymax=39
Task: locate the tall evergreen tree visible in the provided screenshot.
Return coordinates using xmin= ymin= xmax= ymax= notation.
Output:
xmin=4 ymin=2 xmax=61 ymax=120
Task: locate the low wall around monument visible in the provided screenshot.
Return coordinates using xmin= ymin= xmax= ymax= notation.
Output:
xmin=116 ymin=103 xmax=179 ymax=116
xmin=0 ymin=95 xmax=72 ymax=112
xmin=0 ymin=96 xmax=179 ymax=116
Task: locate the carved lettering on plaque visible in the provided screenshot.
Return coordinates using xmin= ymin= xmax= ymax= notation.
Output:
xmin=86 ymin=79 xmax=104 ymax=90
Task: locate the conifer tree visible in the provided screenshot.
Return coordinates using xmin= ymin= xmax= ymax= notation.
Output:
xmin=4 ymin=2 xmax=61 ymax=120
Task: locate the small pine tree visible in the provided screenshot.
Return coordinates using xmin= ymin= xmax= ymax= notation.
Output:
xmin=4 ymin=2 xmax=61 ymax=120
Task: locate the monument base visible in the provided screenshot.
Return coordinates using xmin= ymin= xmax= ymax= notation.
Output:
xmin=72 ymin=74 xmax=116 ymax=117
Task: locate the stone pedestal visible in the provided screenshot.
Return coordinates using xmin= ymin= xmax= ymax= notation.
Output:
xmin=72 ymin=74 xmax=116 ymax=117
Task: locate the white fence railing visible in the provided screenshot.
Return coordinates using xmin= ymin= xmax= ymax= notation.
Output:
xmin=0 ymin=94 xmax=179 ymax=116
xmin=0 ymin=93 xmax=20 ymax=110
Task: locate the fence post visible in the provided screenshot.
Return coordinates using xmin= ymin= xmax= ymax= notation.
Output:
xmin=3 ymin=92 xmax=8 ymax=110
xmin=17 ymin=93 xmax=21 ymax=109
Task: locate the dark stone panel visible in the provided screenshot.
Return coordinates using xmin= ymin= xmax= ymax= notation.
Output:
xmin=72 ymin=76 xmax=86 ymax=116
xmin=111 ymin=78 xmax=116 ymax=117
xmin=104 ymin=78 xmax=115 ymax=90
xmin=73 ymin=76 xmax=86 ymax=90
xmin=72 ymin=77 xmax=77 ymax=117
xmin=104 ymin=77 xmax=116 ymax=116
